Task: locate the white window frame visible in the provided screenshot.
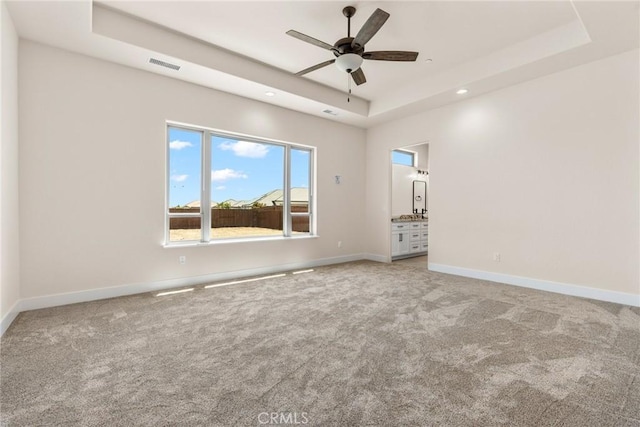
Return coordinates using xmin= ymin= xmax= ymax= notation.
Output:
xmin=289 ymin=146 xmax=314 ymax=237
xmin=165 ymin=122 xmax=316 ymax=245
xmin=392 ymin=149 xmax=417 ymax=167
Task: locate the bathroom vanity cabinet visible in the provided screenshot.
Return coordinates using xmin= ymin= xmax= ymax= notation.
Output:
xmin=391 ymin=221 xmax=428 ymax=259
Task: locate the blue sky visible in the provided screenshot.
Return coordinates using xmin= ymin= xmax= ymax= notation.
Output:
xmin=392 ymin=150 xmax=414 ymax=167
xmin=168 ymin=127 xmax=309 ymax=207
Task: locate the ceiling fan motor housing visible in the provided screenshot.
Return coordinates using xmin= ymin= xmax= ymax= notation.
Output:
xmin=333 ymin=37 xmax=364 ymax=56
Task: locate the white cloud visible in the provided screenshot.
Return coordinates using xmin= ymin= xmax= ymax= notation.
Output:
xmin=211 ymin=168 xmax=248 ymax=182
xmin=215 ymin=185 xmax=226 ymax=190
xmin=219 ymin=140 xmax=268 ymax=158
xmin=170 ymin=174 xmax=188 ymax=182
xmin=169 ymin=140 xmax=194 ymax=150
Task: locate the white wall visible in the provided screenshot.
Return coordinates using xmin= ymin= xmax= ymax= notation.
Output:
xmin=18 ymin=41 xmax=366 ymax=300
xmin=1 ymin=2 xmax=21 ymax=333
xmin=391 ymin=164 xmax=416 ymax=216
xmin=10 ymin=37 xmax=640 ymax=315
xmin=366 ymin=49 xmax=640 ymax=300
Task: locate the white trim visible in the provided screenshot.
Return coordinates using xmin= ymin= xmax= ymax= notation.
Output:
xmin=429 ymin=263 xmax=640 ymax=307
xmin=18 ymin=254 xmax=367 ymax=313
xmin=5 ymin=257 xmax=638 ymax=337
xmin=363 ymin=253 xmax=389 ymax=263
xmin=163 ymin=234 xmax=319 ymax=248
xmin=1 ymin=300 xmax=21 ymax=337
xmin=283 ymin=145 xmax=291 ymax=236
xmin=201 ymin=129 xmax=211 ymax=242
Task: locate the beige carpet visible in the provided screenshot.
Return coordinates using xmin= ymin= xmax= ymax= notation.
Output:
xmin=1 ymin=260 xmax=639 ymax=426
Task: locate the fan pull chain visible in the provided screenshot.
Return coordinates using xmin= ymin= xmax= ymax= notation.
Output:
xmin=347 ymin=73 xmax=351 ymax=103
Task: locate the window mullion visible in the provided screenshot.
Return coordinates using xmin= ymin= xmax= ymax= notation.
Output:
xmin=283 ymin=145 xmax=291 ymax=237
xmin=309 ymin=149 xmax=314 ymax=235
xmin=201 ymin=131 xmax=211 ymax=242
xmin=165 ymin=126 xmax=171 ymax=244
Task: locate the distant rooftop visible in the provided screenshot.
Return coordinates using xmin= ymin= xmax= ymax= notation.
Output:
xmin=177 ymin=188 xmax=308 ymax=209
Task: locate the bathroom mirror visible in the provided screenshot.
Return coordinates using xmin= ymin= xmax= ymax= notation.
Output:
xmin=413 ymin=180 xmax=426 ymax=214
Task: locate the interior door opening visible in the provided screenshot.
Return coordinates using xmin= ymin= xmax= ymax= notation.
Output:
xmin=390 ymin=142 xmax=429 ymax=263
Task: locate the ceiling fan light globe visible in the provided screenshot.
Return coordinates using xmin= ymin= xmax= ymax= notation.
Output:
xmin=335 ymin=53 xmax=363 ymax=73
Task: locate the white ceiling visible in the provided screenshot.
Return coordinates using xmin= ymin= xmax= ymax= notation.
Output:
xmin=6 ymin=1 xmax=640 ymax=128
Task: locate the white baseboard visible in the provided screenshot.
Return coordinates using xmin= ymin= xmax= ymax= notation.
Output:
xmin=17 ymin=254 xmax=367 ymax=315
xmin=428 ymin=263 xmax=640 ymax=307
xmin=362 ymin=253 xmax=389 ymax=263
xmin=1 ymin=300 xmax=21 ymax=336
xmin=9 ymin=256 xmax=635 ymax=337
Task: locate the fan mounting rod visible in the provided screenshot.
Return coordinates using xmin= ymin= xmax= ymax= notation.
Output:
xmin=343 ymin=6 xmax=356 ymax=37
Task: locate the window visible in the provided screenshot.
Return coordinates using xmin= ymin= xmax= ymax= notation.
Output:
xmin=166 ymin=124 xmax=315 ymax=244
xmin=392 ymin=149 xmax=416 ymax=167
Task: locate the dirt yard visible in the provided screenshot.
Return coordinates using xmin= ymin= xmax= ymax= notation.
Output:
xmin=170 ymin=227 xmax=289 ymax=241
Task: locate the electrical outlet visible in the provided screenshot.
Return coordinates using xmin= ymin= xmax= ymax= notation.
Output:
xmin=179 ymin=256 xmax=186 ymax=265
xmin=493 ymin=252 xmax=501 ymax=262
xmin=338 ymin=241 xmax=342 ymax=248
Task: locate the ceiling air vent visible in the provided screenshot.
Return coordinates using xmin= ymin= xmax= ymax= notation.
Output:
xmin=322 ymin=109 xmax=338 ymax=116
xmin=149 ymin=58 xmax=181 ymax=71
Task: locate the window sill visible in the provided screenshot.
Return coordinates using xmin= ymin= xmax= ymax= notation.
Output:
xmin=163 ymin=234 xmax=319 ymax=248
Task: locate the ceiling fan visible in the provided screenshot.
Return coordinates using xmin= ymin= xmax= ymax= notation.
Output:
xmin=286 ymin=6 xmax=419 ymax=86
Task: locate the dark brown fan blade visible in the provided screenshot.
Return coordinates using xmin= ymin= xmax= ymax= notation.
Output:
xmin=351 ymin=68 xmax=366 ymax=86
xmin=286 ymin=30 xmax=335 ymax=51
xmin=295 ymin=59 xmax=336 ymax=76
xmin=363 ymin=51 xmax=419 ymax=61
xmin=352 ymin=8 xmax=390 ymax=49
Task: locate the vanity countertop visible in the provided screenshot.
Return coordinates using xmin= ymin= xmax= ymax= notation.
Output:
xmin=391 ymin=215 xmax=428 ymax=223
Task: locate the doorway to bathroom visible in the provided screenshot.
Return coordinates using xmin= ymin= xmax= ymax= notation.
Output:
xmin=390 ymin=142 xmax=429 ymax=263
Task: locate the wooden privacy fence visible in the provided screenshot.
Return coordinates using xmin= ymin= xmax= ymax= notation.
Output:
xmin=169 ymin=206 xmax=309 ymax=232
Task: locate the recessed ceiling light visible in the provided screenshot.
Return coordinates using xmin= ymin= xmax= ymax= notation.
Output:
xmin=265 ymin=91 xmax=275 ymax=97
xmin=456 ymin=88 xmax=469 ymax=95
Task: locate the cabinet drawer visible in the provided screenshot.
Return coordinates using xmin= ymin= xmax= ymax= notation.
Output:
xmin=392 ymin=223 xmax=409 ymax=231
xmin=410 ymin=232 xmax=421 ymax=241
xmin=409 ymin=243 xmax=422 ymax=253
xmin=409 ymin=222 xmax=421 ymax=230
xmin=421 ymin=231 xmax=428 ymax=240
xmin=421 ymin=222 xmax=429 ymax=230
xmin=421 ymin=243 xmax=429 ymax=251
